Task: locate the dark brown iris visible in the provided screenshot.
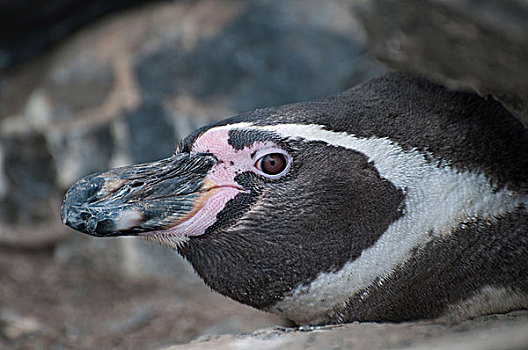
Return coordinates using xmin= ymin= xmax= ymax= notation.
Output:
xmin=257 ymin=153 xmax=287 ymax=175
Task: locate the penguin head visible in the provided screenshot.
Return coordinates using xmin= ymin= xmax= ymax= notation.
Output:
xmin=61 ymin=99 xmax=405 ymax=317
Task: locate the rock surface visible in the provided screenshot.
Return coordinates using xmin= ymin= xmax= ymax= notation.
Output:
xmin=356 ymin=0 xmax=528 ymax=126
xmin=164 ymin=311 xmax=528 ymax=350
xmin=0 ymin=249 xmax=284 ymax=349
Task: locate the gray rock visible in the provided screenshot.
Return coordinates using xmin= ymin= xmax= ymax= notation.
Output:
xmin=0 ymin=309 xmax=44 ymax=341
xmin=356 ymin=0 xmax=528 ymax=126
xmin=106 ymin=307 xmax=154 ymax=334
xmin=0 ymin=131 xmax=56 ymax=224
xmin=0 ymin=0 xmax=150 ymax=71
xmin=133 ymin=0 xmax=384 ymax=112
xmin=162 ymin=311 xmax=528 ymax=350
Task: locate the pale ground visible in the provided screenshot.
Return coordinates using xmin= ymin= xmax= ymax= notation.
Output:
xmin=0 ymin=248 xmax=283 ymax=349
xmin=166 ymin=311 xmax=528 ymax=350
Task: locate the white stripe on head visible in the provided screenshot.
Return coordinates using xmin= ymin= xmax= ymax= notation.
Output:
xmin=192 ymin=122 xmax=253 ymax=145
xmin=239 ymin=123 xmax=527 ymax=324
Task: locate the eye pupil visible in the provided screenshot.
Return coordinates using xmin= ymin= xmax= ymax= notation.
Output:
xmin=259 ymin=153 xmax=287 ymax=175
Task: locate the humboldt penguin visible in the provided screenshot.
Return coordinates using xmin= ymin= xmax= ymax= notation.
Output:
xmin=61 ymin=73 xmax=528 ymax=325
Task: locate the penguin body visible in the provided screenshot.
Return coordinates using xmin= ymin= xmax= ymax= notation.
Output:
xmin=61 ymin=73 xmax=528 ymax=324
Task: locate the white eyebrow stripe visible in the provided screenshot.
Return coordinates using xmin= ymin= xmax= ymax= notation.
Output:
xmin=193 ymin=122 xmax=254 ymax=144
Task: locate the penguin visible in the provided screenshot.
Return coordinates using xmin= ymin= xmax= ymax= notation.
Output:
xmin=61 ymin=73 xmax=528 ymax=325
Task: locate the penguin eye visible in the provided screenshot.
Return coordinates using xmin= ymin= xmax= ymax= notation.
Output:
xmin=257 ymin=154 xmax=286 ymax=174
xmin=253 ymin=150 xmax=292 ymax=179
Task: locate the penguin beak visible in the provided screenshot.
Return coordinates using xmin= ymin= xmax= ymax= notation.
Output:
xmin=61 ymin=153 xmax=217 ymax=237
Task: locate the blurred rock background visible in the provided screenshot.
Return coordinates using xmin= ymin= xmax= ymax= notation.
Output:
xmin=0 ymin=0 xmax=383 ymax=275
xmin=357 ymin=0 xmax=528 ymax=126
xmin=1 ymin=0 xmax=527 ymax=349
xmin=0 ymin=0 xmax=384 ymax=348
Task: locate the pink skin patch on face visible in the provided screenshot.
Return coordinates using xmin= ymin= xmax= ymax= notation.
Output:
xmin=192 ymin=127 xmax=278 ymax=185
xmin=150 ymin=126 xmax=283 ymax=238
